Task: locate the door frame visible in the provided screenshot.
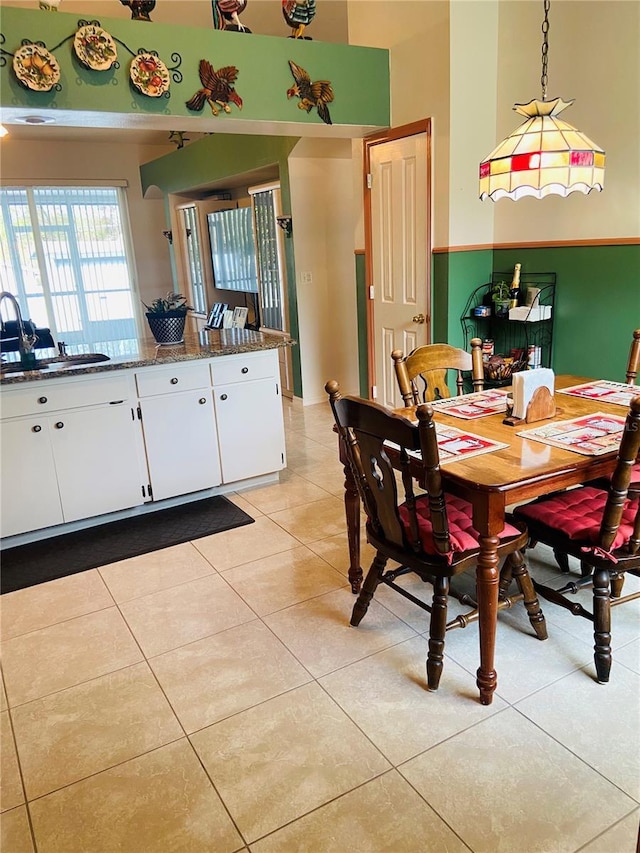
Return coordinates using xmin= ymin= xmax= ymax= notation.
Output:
xmin=362 ymin=118 xmax=433 ymax=398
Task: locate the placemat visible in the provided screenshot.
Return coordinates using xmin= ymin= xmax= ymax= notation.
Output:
xmin=517 ymin=411 xmax=626 ymax=456
xmin=558 ymin=380 xmax=638 ymax=408
xmin=387 ymin=425 xmax=509 ymax=464
xmin=428 ymin=388 xmax=509 ymax=419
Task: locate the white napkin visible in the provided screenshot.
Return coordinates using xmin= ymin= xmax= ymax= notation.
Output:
xmin=512 ymin=368 xmax=555 ymax=419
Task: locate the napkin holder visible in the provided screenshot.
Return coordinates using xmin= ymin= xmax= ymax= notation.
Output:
xmin=503 ymin=372 xmax=557 ymax=426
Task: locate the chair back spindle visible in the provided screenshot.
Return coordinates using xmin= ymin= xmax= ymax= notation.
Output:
xmin=326 ymin=381 xmax=451 ymax=556
xmin=392 ymin=338 xmax=484 ymax=405
xmin=599 ymin=397 xmax=640 ymax=553
xmin=626 ymin=329 xmax=640 ymax=385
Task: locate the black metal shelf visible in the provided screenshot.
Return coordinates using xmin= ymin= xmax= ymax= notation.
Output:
xmin=461 ymin=272 xmax=556 ymax=370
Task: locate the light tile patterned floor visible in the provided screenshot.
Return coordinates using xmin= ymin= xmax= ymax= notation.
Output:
xmin=1 ymin=399 xmax=639 ymax=853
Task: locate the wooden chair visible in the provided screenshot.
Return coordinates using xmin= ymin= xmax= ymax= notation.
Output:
xmin=391 ymin=338 xmax=484 ymax=405
xmin=513 ymin=396 xmax=640 ymax=683
xmin=626 ymin=328 xmax=640 ymax=384
xmin=325 ymin=380 xmax=547 ymax=693
xmin=573 ymin=327 xmax=640 ymax=589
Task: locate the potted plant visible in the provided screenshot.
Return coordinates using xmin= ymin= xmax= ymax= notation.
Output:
xmin=491 ymin=281 xmax=511 ymax=318
xmin=144 ymin=292 xmax=193 ymax=345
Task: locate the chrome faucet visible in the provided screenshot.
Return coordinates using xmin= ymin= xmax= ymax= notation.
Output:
xmin=0 ymin=291 xmax=37 ymax=354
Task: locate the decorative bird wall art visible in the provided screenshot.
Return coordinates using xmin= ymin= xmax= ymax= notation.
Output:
xmin=282 ymin=0 xmax=316 ymax=39
xmin=119 ymin=0 xmax=156 ymax=21
xmin=186 ymin=60 xmax=243 ymax=116
xmin=213 ymin=0 xmax=251 ymax=33
xmin=287 ymin=60 xmax=333 ymax=125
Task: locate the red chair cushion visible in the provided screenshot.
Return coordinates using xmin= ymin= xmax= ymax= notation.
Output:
xmin=516 ymin=485 xmax=639 ymax=551
xmin=399 ymin=494 xmax=521 ymax=558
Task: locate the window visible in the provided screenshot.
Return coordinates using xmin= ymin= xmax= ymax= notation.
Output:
xmin=0 ymin=186 xmax=139 ymax=351
xmin=248 ymin=183 xmax=287 ymax=333
xmin=207 ymin=206 xmax=258 ymax=294
xmin=178 ymin=205 xmax=207 ymax=314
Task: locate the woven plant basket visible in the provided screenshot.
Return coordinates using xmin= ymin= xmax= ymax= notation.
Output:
xmin=146 ymin=311 xmax=187 ymax=345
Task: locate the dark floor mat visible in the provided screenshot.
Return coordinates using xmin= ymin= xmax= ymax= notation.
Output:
xmin=1 ymin=496 xmax=254 ymax=594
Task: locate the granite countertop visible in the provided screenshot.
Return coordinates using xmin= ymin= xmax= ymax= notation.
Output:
xmin=0 ymin=325 xmax=294 ymax=386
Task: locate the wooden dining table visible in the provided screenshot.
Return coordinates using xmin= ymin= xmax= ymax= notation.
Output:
xmin=337 ymin=375 xmax=632 ymax=706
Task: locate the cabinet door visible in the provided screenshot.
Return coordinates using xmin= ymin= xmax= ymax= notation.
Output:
xmin=0 ymin=418 xmax=64 ymax=538
xmin=139 ymin=391 xmax=221 ymax=501
xmin=51 ymin=403 xmax=143 ymax=523
xmin=214 ymin=377 xmax=285 ymax=483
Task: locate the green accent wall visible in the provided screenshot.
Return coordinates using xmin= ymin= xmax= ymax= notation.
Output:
xmin=355 ymin=252 xmax=367 ymax=397
xmin=432 ymin=244 xmax=640 ymax=382
xmin=140 ymin=134 xmax=298 ymax=196
xmin=432 ymin=249 xmax=493 ymax=347
xmin=493 ymin=245 xmax=640 ymax=382
xmin=0 ymin=6 xmax=389 ymax=131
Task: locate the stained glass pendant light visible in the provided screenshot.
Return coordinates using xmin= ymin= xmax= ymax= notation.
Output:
xmin=479 ymin=0 xmax=605 ymax=201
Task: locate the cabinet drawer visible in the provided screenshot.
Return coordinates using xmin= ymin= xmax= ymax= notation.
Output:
xmin=136 ymin=362 xmax=210 ymax=397
xmin=1 ymin=376 xmax=131 ymax=419
xmin=210 ymin=351 xmax=276 ymax=386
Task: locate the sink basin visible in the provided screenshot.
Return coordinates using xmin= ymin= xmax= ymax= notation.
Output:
xmin=53 ymin=353 xmax=111 ymax=368
xmin=1 ymin=353 xmax=110 ymax=374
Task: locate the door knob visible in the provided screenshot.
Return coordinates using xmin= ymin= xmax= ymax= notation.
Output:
xmin=412 ymin=313 xmax=426 ymax=324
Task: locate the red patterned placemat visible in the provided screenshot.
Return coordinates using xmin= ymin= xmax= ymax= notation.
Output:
xmin=517 ymin=411 xmax=625 ymax=456
xmin=558 ymin=380 xmax=637 ymax=408
xmin=429 ymin=389 xmax=509 ymax=419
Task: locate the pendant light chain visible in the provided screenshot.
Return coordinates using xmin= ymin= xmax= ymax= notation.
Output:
xmin=540 ymin=0 xmax=550 ymax=101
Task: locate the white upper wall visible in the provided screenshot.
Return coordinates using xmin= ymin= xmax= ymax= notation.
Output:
xmin=2 ymin=0 xmax=349 ymax=42
xmin=289 ymin=143 xmax=359 ymax=402
xmin=349 ymin=0 xmax=640 ymax=248
xmin=449 ymin=1 xmax=498 ymax=248
xmin=492 ymin=0 xmax=640 ymax=242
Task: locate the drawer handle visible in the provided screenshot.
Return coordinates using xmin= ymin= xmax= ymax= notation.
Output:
xmin=32 ymin=424 xmax=42 ymax=433
xmin=170 ymin=377 xmax=179 ymax=385
xmin=198 ymin=397 xmax=206 ymax=405
xmin=38 ymin=396 xmax=48 ymax=404
xmin=220 ymin=393 xmax=228 ymax=401
xmin=54 ymin=421 xmax=64 ymax=429
xmin=241 ymin=367 xmax=249 ymax=374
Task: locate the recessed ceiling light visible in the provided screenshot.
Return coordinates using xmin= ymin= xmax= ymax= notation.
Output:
xmin=15 ymin=115 xmax=56 ymax=125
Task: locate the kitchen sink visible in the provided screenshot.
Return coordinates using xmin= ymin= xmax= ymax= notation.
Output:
xmin=51 ymin=353 xmax=111 ymax=368
xmin=1 ymin=353 xmax=110 ymax=374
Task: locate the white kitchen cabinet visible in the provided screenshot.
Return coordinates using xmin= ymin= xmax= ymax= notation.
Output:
xmin=1 ymin=345 xmax=287 ymax=541
xmin=0 ymin=417 xmax=63 ymax=538
xmin=0 ymin=375 xmax=143 ymax=538
xmin=49 ymin=403 xmax=142 ymax=523
xmin=136 ymin=364 xmax=221 ymax=501
xmin=212 ymin=351 xmax=286 ymax=484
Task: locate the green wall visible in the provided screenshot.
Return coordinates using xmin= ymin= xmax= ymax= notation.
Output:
xmin=493 ymin=245 xmax=639 ymax=381
xmin=431 ymin=244 xmax=640 ymax=382
xmin=355 ymin=251 xmax=367 ymax=397
xmin=432 ymin=249 xmax=493 ymax=347
xmin=140 ymin=134 xmax=298 ymax=196
xmin=0 ymin=6 xmax=389 ymax=131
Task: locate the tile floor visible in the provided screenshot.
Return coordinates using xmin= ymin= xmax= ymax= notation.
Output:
xmin=1 ymin=399 xmax=639 ymax=852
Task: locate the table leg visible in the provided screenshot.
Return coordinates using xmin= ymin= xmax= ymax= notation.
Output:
xmin=475 ymin=533 xmax=501 ymax=705
xmin=338 ymin=436 xmax=363 ymax=594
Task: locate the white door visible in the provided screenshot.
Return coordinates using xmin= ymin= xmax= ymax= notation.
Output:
xmin=369 ymin=132 xmax=430 ymax=408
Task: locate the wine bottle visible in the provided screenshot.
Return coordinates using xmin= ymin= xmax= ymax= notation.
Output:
xmin=509 ymin=263 xmax=521 ymax=308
